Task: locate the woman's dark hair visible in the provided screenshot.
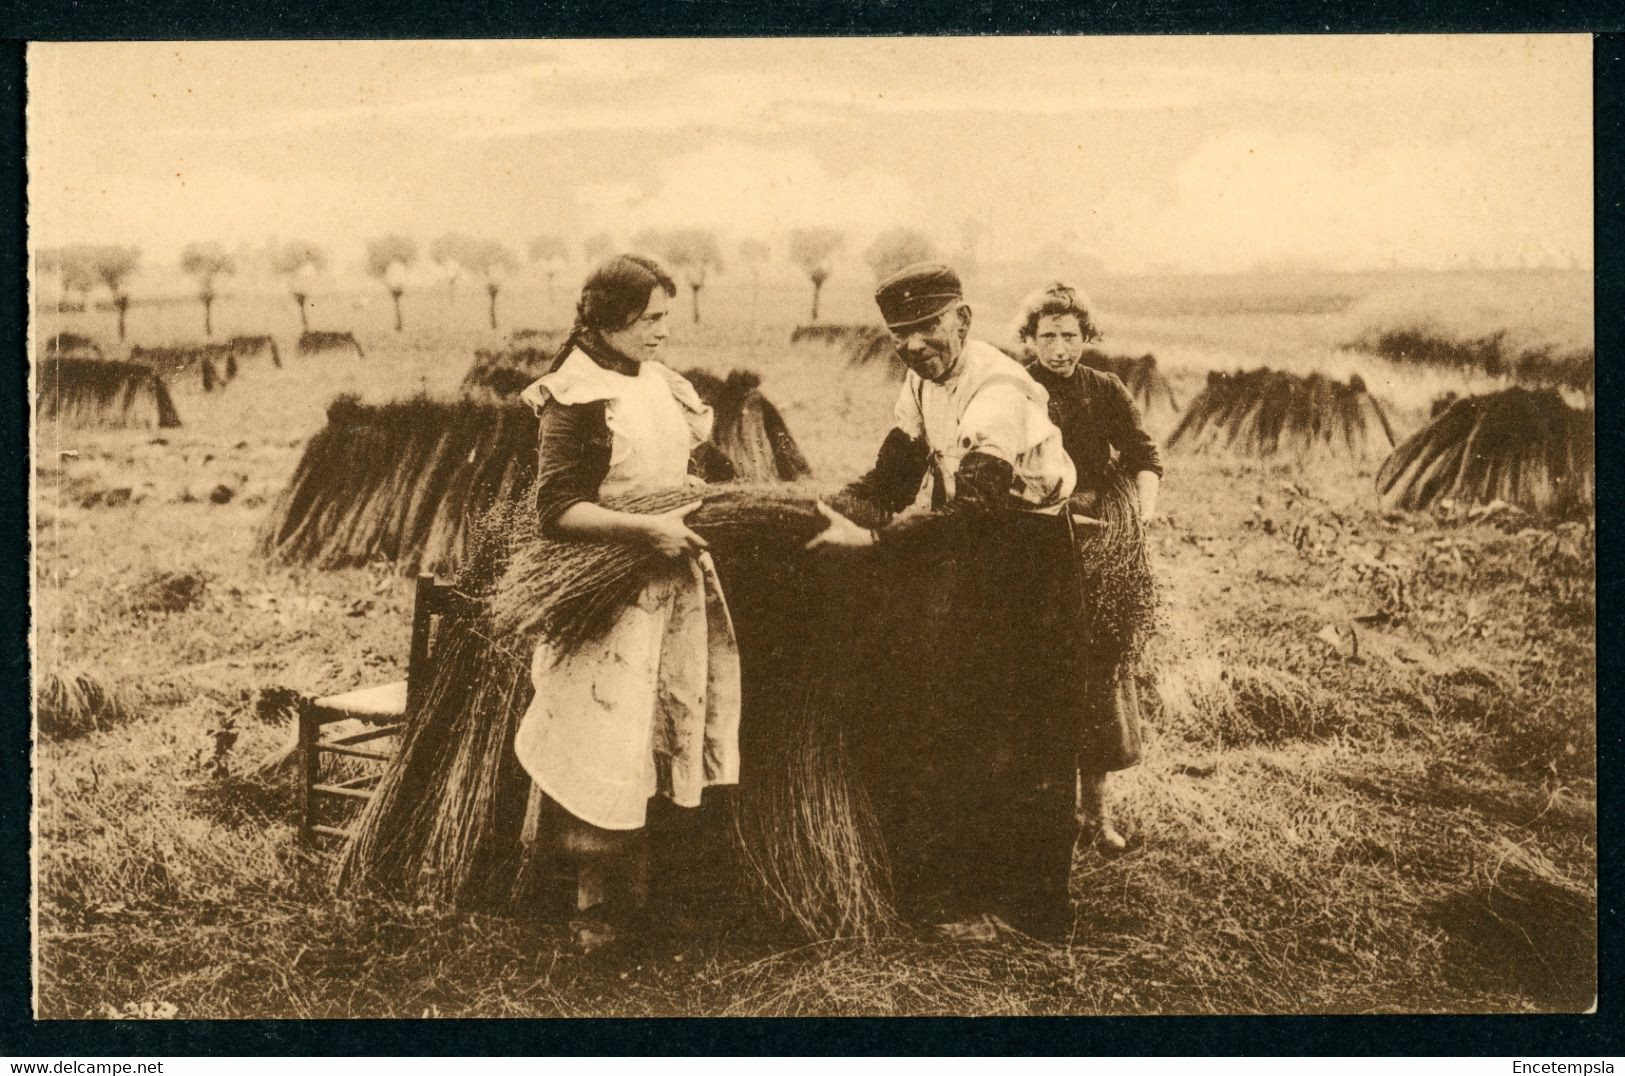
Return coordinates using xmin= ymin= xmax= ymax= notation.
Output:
xmin=576 ymin=254 xmax=677 ymax=333
xmin=1015 ymin=280 xmax=1102 ymax=343
xmin=546 ymin=254 xmax=678 ymax=372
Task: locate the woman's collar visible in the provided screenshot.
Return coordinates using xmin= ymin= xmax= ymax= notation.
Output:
xmin=1026 ymin=359 xmax=1074 ymax=382
xmin=574 ymin=330 xmax=639 ymax=376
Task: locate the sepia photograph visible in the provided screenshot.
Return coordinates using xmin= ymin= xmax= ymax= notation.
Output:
xmin=27 ymin=35 xmax=1596 ymax=1019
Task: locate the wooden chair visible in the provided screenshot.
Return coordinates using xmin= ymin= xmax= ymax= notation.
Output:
xmin=297 ymin=573 xmax=477 ymax=845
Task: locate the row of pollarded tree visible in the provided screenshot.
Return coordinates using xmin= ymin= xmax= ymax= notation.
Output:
xmin=42 ymin=241 xmax=300 ymax=342
xmin=38 ymin=245 xmax=140 ymax=340
xmin=356 ymin=225 xmax=942 ymax=331
xmin=38 ymin=225 xmax=950 ymax=341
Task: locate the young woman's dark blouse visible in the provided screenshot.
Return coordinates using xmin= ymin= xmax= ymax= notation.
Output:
xmin=1025 ymin=363 xmax=1163 ymax=491
xmin=531 ymin=349 xmax=731 ymax=534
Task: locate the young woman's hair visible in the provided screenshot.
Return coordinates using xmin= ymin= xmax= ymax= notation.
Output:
xmin=543 ymin=254 xmax=679 ymax=372
xmin=1014 ymin=280 xmax=1102 ymax=343
xmin=576 ymin=254 xmax=678 ymax=333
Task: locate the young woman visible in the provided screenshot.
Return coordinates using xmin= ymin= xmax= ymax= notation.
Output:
xmin=514 ymin=254 xmax=740 ymax=952
xmin=1015 ymin=281 xmax=1162 ymax=853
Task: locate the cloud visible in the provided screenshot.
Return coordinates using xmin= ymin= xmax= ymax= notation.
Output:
xmin=1090 ymin=128 xmax=1591 ymax=272
xmin=26 ymin=37 xmax=1592 ymax=276
xmin=269 ymin=45 xmax=688 ymax=139
xmin=257 ymin=40 xmax=1289 ymax=143
xmin=30 ymin=164 xmax=384 ymax=271
xmin=579 ymin=143 xmax=921 ymax=241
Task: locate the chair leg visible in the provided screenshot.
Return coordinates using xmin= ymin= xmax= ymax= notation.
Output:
xmin=297 ymin=700 xmax=319 ymax=846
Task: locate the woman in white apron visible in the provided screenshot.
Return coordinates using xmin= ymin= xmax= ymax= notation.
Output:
xmin=514 ymin=255 xmax=741 ymax=952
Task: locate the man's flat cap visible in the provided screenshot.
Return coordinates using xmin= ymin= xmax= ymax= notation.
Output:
xmin=874 ymin=262 xmax=963 ymax=329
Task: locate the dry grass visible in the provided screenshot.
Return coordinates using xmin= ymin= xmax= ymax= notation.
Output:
xmin=1153 ymin=655 xmax=1331 ymax=748
xmin=30 ymin=270 xmax=1594 ymax=1017
xmin=123 ymin=569 xmax=209 ymax=615
xmin=36 ymin=668 xmax=135 ymax=741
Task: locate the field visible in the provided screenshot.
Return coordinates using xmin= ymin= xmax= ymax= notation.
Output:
xmin=31 ymin=267 xmax=1596 ymax=1017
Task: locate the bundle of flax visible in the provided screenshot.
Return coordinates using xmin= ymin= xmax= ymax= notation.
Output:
xmin=679 ymin=370 xmax=814 ymax=483
xmin=789 ymin=323 xmax=898 ymax=372
xmin=129 ymin=343 xmax=237 ymax=393
xmin=788 ymin=324 xmax=854 ymax=346
xmin=45 ymin=332 xmax=105 ymax=361
xmin=36 ymin=358 xmax=182 ymax=430
xmin=1376 ymin=387 xmax=1593 ymax=515
xmin=1168 ymin=368 xmax=1394 ymax=460
xmin=261 ymin=375 xmax=816 ymax=578
xmin=460 ymin=345 xmax=557 ymax=398
xmin=1072 ymin=469 xmax=1158 ymax=665
xmin=461 ymin=354 xmax=816 ymax=485
xmin=341 ymin=480 xmax=1155 ymax=938
xmin=487 ymin=486 xmax=825 ymax=655
xmin=846 ymin=328 xmax=899 ymax=370
xmin=335 ymin=500 xmax=535 ymax=908
xmin=337 ymin=487 xmax=846 ymax=918
xmin=257 ymin=394 xmax=538 ymax=575
xmin=226 ymin=334 xmax=283 ymax=369
xmin=297 ymin=330 xmax=365 ymax=358
xmin=1080 ymin=348 xmax=1181 ymax=415
xmin=485 ymin=484 xmax=899 ymax=937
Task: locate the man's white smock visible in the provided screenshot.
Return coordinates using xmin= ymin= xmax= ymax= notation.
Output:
xmin=892 ymin=339 xmax=1076 ymax=510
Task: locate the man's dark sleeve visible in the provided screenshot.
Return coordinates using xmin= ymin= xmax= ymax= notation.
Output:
xmin=833 ymin=427 xmax=930 ymax=525
xmin=1107 ymin=378 xmax=1164 ymax=478
xmin=952 ymin=451 xmax=1018 ymax=510
xmin=534 ymin=399 xmax=611 ymax=535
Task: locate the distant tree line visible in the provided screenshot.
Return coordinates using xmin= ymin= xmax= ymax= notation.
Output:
xmin=38 ymin=245 xmax=140 ymax=339
xmin=38 ymin=222 xmax=999 ymax=339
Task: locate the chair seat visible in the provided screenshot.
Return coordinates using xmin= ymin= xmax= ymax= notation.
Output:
xmin=312 ymin=679 xmax=407 ymax=720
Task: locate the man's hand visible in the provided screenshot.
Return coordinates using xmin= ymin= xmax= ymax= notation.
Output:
xmin=804 ymin=501 xmax=876 ymax=551
xmin=639 ymin=501 xmax=709 ymax=558
xmin=1135 ymin=470 xmax=1160 ymax=524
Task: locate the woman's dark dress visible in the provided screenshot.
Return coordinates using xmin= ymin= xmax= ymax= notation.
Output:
xmin=1027 ymin=361 xmax=1163 ymax=776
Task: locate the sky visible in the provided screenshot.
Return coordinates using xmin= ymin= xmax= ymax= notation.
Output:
xmin=27 ymin=36 xmax=1594 ymax=281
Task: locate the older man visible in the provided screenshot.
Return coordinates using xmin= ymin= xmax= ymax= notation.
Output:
xmin=808 ymin=263 xmax=1085 ymax=940
xmin=813 ymin=263 xmax=1075 ymax=521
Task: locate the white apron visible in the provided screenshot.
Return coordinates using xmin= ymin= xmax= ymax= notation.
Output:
xmin=513 ymin=352 xmax=742 ymax=831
